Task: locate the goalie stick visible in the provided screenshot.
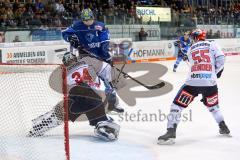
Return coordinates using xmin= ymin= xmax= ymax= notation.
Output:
xmin=75 ymin=46 xmax=165 ymax=90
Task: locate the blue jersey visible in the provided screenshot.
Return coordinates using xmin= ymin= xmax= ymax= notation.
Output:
xmin=62 ymin=20 xmax=111 ymax=61
xmin=178 ymin=36 xmax=191 ymax=49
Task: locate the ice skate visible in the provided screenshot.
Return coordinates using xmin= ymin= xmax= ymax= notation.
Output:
xmin=158 ymin=124 xmax=177 ymax=145
xmin=219 ymin=121 xmax=231 ymax=136
xmin=107 ymin=93 xmax=124 ymax=114
xmin=108 ymin=103 xmax=124 ymax=114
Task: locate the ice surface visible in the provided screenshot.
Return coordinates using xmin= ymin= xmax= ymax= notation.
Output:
xmin=69 ymin=56 xmax=240 ymax=160
xmin=1 ymin=56 xmax=240 ymax=160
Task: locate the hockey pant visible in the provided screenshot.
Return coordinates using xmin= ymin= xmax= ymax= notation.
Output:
xmin=167 ymin=85 xmax=224 ymax=128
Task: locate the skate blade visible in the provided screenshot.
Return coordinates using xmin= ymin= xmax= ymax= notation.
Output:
xmin=95 ymin=133 xmax=117 ymax=141
xmin=158 ymin=138 xmax=175 ymax=145
xmin=220 ymin=133 xmax=232 ymax=137
xmin=107 ymin=110 xmax=123 ymax=115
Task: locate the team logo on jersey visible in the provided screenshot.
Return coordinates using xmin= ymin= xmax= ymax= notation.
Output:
xmin=85 ymin=33 xmax=94 ymax=42
xmin=191 ymin=73 xmax=212 ymax=79
xmin=176 ymin=90 xmax=194 ymax=107
xmin=95 ymin=25 xmax=103 ymax=31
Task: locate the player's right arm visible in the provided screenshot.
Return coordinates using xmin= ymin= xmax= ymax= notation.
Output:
xmin=211 ymin=41 xmax=225 ymax=78
xmin=62 ymin=21 xmax=81 ymax=47
xmin=62 ymin=24 xmax=76 ymax=41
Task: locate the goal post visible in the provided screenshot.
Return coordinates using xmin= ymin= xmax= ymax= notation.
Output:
xmin=0 ymin=64 xmax=69 ymax=160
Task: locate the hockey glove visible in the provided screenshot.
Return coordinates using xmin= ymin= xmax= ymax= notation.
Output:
xmin=182 ymin=54 xmax=188 ymax=61
xmin=174 ymin=40 xmax=180 ymax=46
xmin=67 ymin=34 xmax=79 ymax=48
xmin=105 ymin=58 xmax=114 ymax=67
xmin=217 ymin=68 xmax=224 ymax=78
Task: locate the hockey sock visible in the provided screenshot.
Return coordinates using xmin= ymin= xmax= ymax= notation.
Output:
xmin=207 ymin=105 xmax=224 ymax=124
xmin=167 ymin=103 xmax=184 ymax=128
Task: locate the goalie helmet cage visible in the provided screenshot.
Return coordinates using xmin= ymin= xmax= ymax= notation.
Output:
xmin=0 ymin=64 xmax=70 ymax=160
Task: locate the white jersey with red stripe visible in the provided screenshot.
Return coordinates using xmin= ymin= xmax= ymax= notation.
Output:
xmin=185 ymin=40 xmax=224 ymax=86
xmin=66 ymin=59 xmax=105 ymax=91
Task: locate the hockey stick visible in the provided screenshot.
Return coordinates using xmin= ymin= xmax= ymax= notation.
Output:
xmin=115 ymin=48 xmax=133 ymax=83
xmin=114 ymin=67 xmax=165 ymax=90
xmin=113 ymin=49 xmax=165 ymax=89
xmin=77 ymin=47 xmax=165 ymax=90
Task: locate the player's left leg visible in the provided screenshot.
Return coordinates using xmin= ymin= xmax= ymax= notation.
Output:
xmin=69 ymin=84 xmax=120 ymax=141
xmin=173 ymin=52 xmax=183 ymax=72
xmin=158 ymin=85 xmax=198 ymax=144
xmin=201 ymin=85 xmax=230 ymax=135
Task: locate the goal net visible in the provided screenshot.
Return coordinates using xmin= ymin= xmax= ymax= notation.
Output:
xmin=0 ymin=64 xmax=69 ymax=160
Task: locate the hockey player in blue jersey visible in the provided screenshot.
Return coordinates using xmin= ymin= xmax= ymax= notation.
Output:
xmin=62 ymin=8 xmax=124 ymax=114
xmin=173 ymin=31 xmax=192 ymax=72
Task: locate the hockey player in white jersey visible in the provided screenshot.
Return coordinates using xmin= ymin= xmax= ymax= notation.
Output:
xmin=158 ymin=29 xmax=230 ymax=145
xmin=28 ymin=51 xmax=122 ymax=141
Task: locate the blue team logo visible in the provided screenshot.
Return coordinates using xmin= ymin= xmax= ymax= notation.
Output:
xmin=85 ymin=33 xmax=94 ymax=42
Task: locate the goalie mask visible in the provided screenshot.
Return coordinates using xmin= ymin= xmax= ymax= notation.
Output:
xmin=62 ymin=52 xmax=77 ymax=66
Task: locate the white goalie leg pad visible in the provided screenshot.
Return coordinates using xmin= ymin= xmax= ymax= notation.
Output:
xmin=94 ymin=120 xmax=120 ymax=141
xmin=28 ymin=109 xmax=62 ymax=137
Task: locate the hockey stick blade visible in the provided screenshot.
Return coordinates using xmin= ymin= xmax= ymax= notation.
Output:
xmin=115 ymin=67 xmax=165 ymax=90
xmin=144 ymin=82 xmax=165 ymax=90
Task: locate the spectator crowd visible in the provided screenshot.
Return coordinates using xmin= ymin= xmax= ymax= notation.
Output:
xmin=0 ymin=0 xmax=240 ymax=29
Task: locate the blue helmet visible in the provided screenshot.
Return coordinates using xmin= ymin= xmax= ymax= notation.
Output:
xmin=81 ymin=8 xmax=94 ymax=21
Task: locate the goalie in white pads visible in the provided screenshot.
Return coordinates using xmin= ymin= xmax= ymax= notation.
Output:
xmin=158 ymin=29 xmax=230 ymax=145
xmin=28 ymin=51 xmax=124 ymax=141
